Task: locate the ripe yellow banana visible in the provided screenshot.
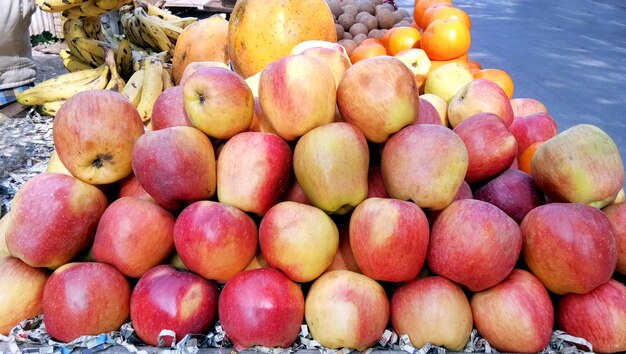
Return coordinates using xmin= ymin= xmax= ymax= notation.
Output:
xmin=82 ymin=16 xmax=102 ymax=39
xmin=17 ymin=65 xmax=110 ymax=106
xmin=59 ymin=49 xmax=72 ymax=60
xmin=71 ymin=37 xmax=119 ymax=67
xmin=116 ymin=39 xmax=134 ymax=80
xmin=149 ymin=15 xmax=183 ymax=41
xmin=166 ymin=17 xmax=197 ymax=28
xmin=120 ymin=69 xmax=144 ymax=107
xmin=94 ymin=0 xmax=129 ymax=11
xmin=37 ymin=0 xmax=88 ymax=12
xmin=135 ymin=7 xmax=174 ymax=54
xmin=38 ymin=100 xmax=66 ymax=116
xmin=132 ymin=15 xmax=160 ymax=49
xmin=136 ymin=56 xmax=163 ymax=122
xmin=64 ymin=19 xmax=100 ymax=66
xmin=142 ymin=0 xmax=178 ymax=21
xmin=63 ymin=55 xmax=94 ymax=72
xmin=35 ymin=64 xmax=105 ymax=89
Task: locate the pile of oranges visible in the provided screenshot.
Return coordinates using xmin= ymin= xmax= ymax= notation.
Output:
xmin=348 ymin=0 xmax=514 ymax=100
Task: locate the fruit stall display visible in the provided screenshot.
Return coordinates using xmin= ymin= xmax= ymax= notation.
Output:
xmin=1 ymin=0 xmax=626 ymax=352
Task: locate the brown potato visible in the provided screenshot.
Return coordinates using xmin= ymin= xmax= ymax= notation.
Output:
xmin=338 ymin=13 xmax=355 ymax=31
xmin=342 ymin=4 xmax=358 ymax=17
xmin=361 ymin=14 xmax=378 ymax=32
xmin=335 ymin=23 xmax=345 ymax=39
xmin=376 ymin=9 xmax=395 ymax=29
xmin=349 ymin=22 xmax=369 ymax=37
xmin=327 ymin=0 xmax=343 ymax=19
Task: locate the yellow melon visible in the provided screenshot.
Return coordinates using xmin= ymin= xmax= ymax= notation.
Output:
xmin=228 ymin=0 xmax=337 ymax=78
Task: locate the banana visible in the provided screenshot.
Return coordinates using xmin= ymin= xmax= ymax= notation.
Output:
xmin=64 ymin=19 xmax=100 ymax=66
xmin=37 ymin=0 xmax=88 ymax=12
xmin=136 ymin=56 xmax=163 ymax=122
xmin=59 ymin=49 xmax=72 ymax=60
xmin=161 ymin=68 xmax=173 ymax=90
xmin=72 ymin=37 xmax=119 ymax=66
xmin=116 ymin=39 xmax=134 ymax=80
xmin=142 ymin=0 xmax=178 ymax=21
xmin=63 ymin=55 xmax=94 ymax=72
xmin=133 ymin=15 xmax=160 ymax=49
xmin=104 ymin=50 xmax=126 ymax=92
xmin=149 ymin=15 xmax=183 ymax=41
xmin=82 ymin=16 xmax=102 ymax=39
xmin=35 ymin=64 xmax=105 ymax=89
xmin=120 ymin=69 xmax=144 ymax=107
xmin=17 ymin=65 xmax=110 ymax=106
xmin=94 ymin=0 xmax=129 ymax=11
xmin=38 ymin=100 xmax=66 ymax=116
xmin=166 ymin=17 xmax=198 ymax=28
xmin=134 ymin=7 xmax=174 ymax=54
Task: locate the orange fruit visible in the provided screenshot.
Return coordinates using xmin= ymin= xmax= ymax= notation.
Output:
xmin=385 ymin=26 xmax=422 ymax=56
xmin=423 ymin=6 xmax=471 ymax=30
xmin=429 ymin=52 xmax=469 ymax=72
xmin=361 ymin=38 xmax=383 ymax=46
xmin=420 ymin=19 xmax=471 ymax=61
xmin=518 ymin=141 xmax=543 ymax=175
xmin=420 ymin=2 xmax=452 ymax=28
xmin=413 ymin=0 xmax=452 ymax=28
xmin=349 ymin=42 xmax=387 ymax=63
xmin=473 ymin=68 xmax=515 ymax=99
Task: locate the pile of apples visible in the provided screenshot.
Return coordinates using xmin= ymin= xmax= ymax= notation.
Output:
xmin=1 ymin=36 xmax=625 ymax=353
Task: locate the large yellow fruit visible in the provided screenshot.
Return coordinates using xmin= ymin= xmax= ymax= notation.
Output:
xmin=172 ymin=15 xmax=229 ymax=85
xmin=228 ymin=0 xmax=337 ymax=78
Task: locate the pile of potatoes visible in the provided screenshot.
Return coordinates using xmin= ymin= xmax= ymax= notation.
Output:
xmin=326 ymin=0 xmax=413 ymax=54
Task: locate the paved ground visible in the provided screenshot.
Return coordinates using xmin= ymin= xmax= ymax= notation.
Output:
xmin=398 ymin=0 xmax=626 ymax=165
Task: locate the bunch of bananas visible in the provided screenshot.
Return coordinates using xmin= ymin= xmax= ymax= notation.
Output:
xmin=120 ymin=0 xmax=197 ymax=56
xmin=16 ymin=50 xmax=126 ymax=116
xmin=36 ymin=0 xmax=130 ymax=18
xmin=121 ymin=55 xmax=174 ymax=124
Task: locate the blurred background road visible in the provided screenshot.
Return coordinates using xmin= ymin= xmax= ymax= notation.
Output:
xmin=397 ymin=0 xmax=626 ymax=166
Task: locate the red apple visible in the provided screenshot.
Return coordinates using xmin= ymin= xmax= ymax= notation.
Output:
xmin=178 ymin=61 xmax=230 ymax=86
xmin=604 ymin=202 xmax=626 ymax=274
xmin=381 ymin=124 xmax=469 ymax=210
xmin=43 ymin=262 xmax=131 ymax=343
xmin=447 ymin=78 xmax=514 ymax=128
xmin=531 ymin=124 xmax=624 ymax=207
xmin=337 ymin=56 xmax=419 ymax=143
xmin=510 ymin=97 xmax=548 ymax=117
xmin=217 ymin=132 xmax=292 ymax=216
xmin=350 ymin=197 xmax=429 ymax=282
xmin=116 ymin=173 xmax=154 ymax=202
xmin=0 ymin=213 xmax=11 ymax=259
xmin=0 ymin=257 xmax=49 ymax=335
xmin=474 ymin=169 xmax=545 ymax=224
xmin=5 ymin=173 xmax=108 ymax=269
xmin=425 ymin=180 xmax=473 ymax=225
xmin=294 ymin=122 xmax=369 ymax=215
xmin=219 ymin=268 xmax=304 ymax=349
xmin=453 ymin=112 xmax=518 ymax=184
xmin=470 ymin=269 xmax=554 ymax=353
xmin=173 ymin=201 xmax=257 ymax=283
xmin=93 ymin=197 xmax=175 ymax=278
xmin=131 ymin=126 xmax=217 ymax=212
xmin=300 ymin=46 xmax=351 ymax=88
xmin=428 ymin=199 xmax=522 ymax=291
xmin=367 ymin=166 xmax=389 ymax=199
xmin=130 ymin=265 xmax=219 ymax=346
xmin=391 ymin=276 xmax=473 ymax=351
xmin=521 ymin=203 xmax=617 ymax=294
xmin=151 ymin=86 xmax=192 ymax=130
xmin=420 ymin=93 xmax=448 ymax=126
xmin=305 ymin=270 xmax=389 ymax=350
xmin=183 ymin=67 xmax=254 ymax=139
xmin=415 ymin=97 xmax=443 ymax=125
xmin=259 ymin=54 xmax=336 ymax=141
xmin=509 ymin=112 xmax=558 ymax=156
xmin=556 ymin=279 xmax=626 ymax=353
xmin=260 ymin=201 xmax=338 ymax=282
xmin=53 ymin=89 xmax=144 ymax=185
